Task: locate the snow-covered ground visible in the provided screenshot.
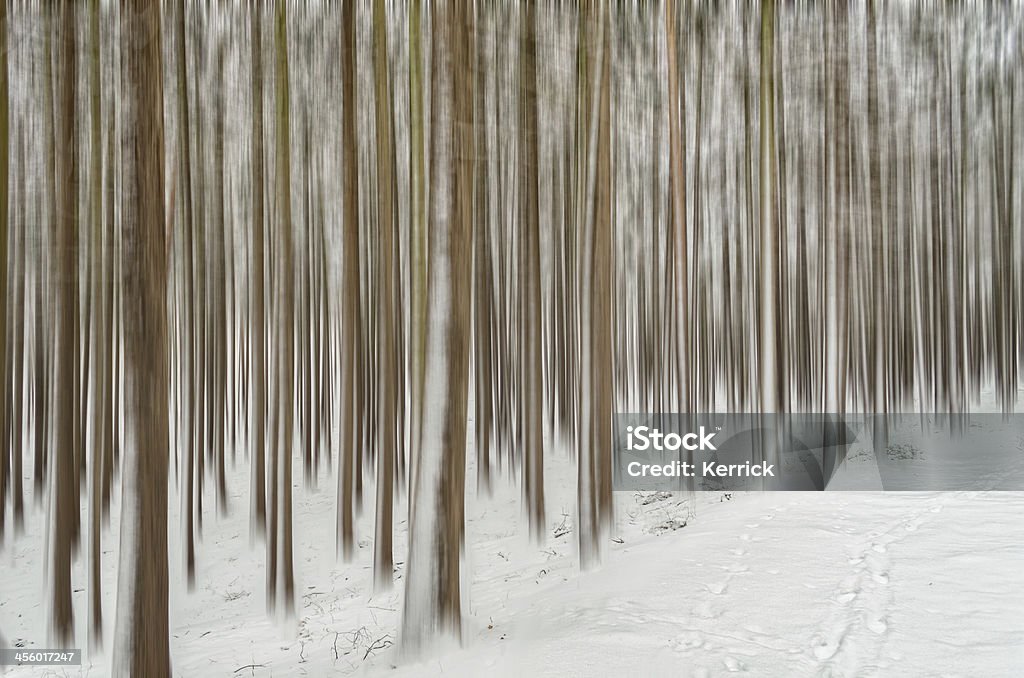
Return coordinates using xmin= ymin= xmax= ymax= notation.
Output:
xmin=2 ymin=435 xmax=1023 ymax=677
xmin=391 ymin=490 xmax=1024 ymax=677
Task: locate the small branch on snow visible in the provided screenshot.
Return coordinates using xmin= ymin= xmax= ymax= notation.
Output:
xmin=553 ymin=516 xmax=572 ymax=538
xmin=363 ymin=634 xmax=393 ymax=660
xmin=232 ymin=664 xmax=265 ymax=674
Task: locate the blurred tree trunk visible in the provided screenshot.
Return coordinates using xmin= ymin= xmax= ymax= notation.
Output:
xmin=759 ymin=0 xmax=777 ymax=412
xmin=337 ymin=0 xmax=358 ymax=561
xmin=9 ymin=133 xmax=24 ymax=533
xmin=372 ymin=0 xmax=396 ymax=593
xmin=591 ymin=5 xmax=614 ymax=542
xmin=267 ymin=0 xmax=296 ymax=615
xmin=402 ymin=0 xmax=473 ymax=652
xmin=473 ymin=3 xmax=494 ymax=494
xmin=191 ymin=15 xmax=207 ymax=534
xmin=211 ymin=38 xmax=228 ymax=510
xmin=36 ymin=3 xmax=57 ymax=500
xmin=867 ymin=0 xmax=886 ymax=415
xmin=665 ymin=0 xmax=688 ymax=414
xmin=113 ymin=0 xmax=171 ymax=673
xmin=249 ymin=0 xmax=267 ymax=540
xmin=87 ymin=0 xmax=105 ymax=646
xmin=575 ymin=3 xmax=597 ymax=568
xmin=518 ymin=0 xmax=545 ymax=542
xmin=51 ymin=0 xmax=79 ymax=646
xmin=0 ymin=0 xmax=8 ymax=539
xmin=102 ymin=51 xmax=117 ymax=513
xmin=576 ymin=3 xmax=614 ymax=569
xmin=174 ymin=0 xmax=198 ymax=585
xmin=409 ymin=0 xmax=427 ymax=476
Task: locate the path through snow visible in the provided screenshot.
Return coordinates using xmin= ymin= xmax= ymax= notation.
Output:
xmin=390 ymin=491 xmax=1024 ymax=678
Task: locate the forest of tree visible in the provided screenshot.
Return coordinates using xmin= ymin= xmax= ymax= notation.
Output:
xmin=0 ymin=0 xmax=1021 ymax=673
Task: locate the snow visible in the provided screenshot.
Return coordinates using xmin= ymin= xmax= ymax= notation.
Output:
xmin=2 ymin=435 xmax=1024 ymax=676
xmin=388 ymin=490 xmax=1024 ymax=677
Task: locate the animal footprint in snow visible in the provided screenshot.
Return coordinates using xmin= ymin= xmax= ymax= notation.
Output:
xmin=723 ymin=656 xmax=744 ymax=672
xmin=812 ymin=636 xmax=840 ymax=660
xmin=835 ymin=591 xmax=857 ymax=604
xmin=871 ymin=572 xmax=889 ymax=585
xmin=904 ymin=521 xmax=920 ymax=532
xmin=707 ymin=580 xmax=729 ymax=595
xmin=868 ymin=617 xmax=888 ymax=634
xmin=693 ymin=602 xmax=718 ymax=619
xmin=672 ymin=631 xmax=704 ymax=651
xmin=871 ymin=543 xmax=887 ymax=554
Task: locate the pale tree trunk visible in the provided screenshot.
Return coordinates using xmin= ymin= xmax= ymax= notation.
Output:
xmin=473 ymin=4 xmax=493 ymax=494
xmin=211 ymin=39 xmax=228 ymax=510
xmin=867 ymin=0 xmax=886 ymax=416
xmin=759 ymin=0 xmax=777 ymax=413
xmin=824 ymin=2 xmax=849 ymax=413
xmin=665 ymin=0 xmax=688 ymax=415
xmin=402 ymin=0 xmax=473 ymax=654
xmin=408 ymin=0 xmax=427 ymax=475
xmin=9 ymin=132 xmax=25 ymax=532
xmin=113 ymin=0 xmax=171 ymax=674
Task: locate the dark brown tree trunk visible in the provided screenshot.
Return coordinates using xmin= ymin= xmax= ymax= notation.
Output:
xmin=174 ymin=0 xmax=198 ymax=586
xmin=372 ymin=0 xmax=396 ymax=592
xmin=0 ymin=0 xmax=9 ymax=540
xmin=518 ymin=0 xmax=545 ymax=542
xmin=87 ymin=0 xmax=104 ymax=646
xmin=337 ymin=0 xmax=359 ymax=561
xmin=114 ymin=0 xmax=171 ymax=673
xmin=52 ymin=0 xmax=79 ymax=646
